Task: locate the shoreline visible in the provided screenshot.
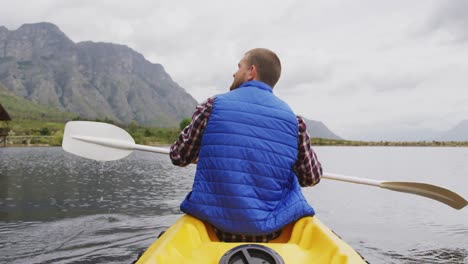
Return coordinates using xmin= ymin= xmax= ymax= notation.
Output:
xmin=310 ymin=138 xmax=468 ymax=147
xmin=3 ymin=142 xmax=468 ymax=148
xmin=5 ymin=120 xmax=468 ymax=148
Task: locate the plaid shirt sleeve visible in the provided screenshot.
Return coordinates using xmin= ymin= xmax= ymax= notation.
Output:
xmin=169 ymin=97 xmax=214 ymax=166
xmin=293 ymin=116 xmax=323 ymax=187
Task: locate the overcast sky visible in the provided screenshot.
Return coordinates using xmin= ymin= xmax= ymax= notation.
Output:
xmin=1 ymin=0 xmax=467 ymax=140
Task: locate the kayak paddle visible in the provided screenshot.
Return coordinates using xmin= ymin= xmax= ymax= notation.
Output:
xmin=62 ymin=121 xmax=467 ymax=210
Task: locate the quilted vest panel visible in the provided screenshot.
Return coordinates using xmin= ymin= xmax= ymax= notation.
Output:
xmin=180 ymin=81 xmax=315 ymax=235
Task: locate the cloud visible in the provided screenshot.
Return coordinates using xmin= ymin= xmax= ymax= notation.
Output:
xmin=279 ymin=53 xmax=335 ymax=90
xmin=422 ymin=0 xmax=468 ymax=44
xmin=329 ymin=70 xmax=425 ymax=99
xmin=2 ymin=0 xmax=468 ymax=140
xmin=364 ymin=73 xmax=423 ymax=93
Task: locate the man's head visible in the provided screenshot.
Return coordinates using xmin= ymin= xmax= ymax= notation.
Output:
xmin=229 ymin=48 xmax=281 ymax=91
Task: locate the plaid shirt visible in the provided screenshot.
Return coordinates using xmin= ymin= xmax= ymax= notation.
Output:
xmin=170 ymin=97 xmax=323 ymax=242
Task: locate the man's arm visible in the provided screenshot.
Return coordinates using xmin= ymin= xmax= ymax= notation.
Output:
xmin=169 ymin=97 xmax=214 ymax=166
xmin=293 ymin=116 xmax=323 ymax=187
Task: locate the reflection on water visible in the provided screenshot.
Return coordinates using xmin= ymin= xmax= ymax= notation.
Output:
xmin=1 ymin=147 xmax=467 ymax=263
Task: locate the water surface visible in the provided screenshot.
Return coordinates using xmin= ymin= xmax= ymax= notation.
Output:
xmin=1 ymin=147 xmax=467 ymax=263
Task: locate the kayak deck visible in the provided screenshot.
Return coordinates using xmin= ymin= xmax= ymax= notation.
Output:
xmin=136 ymin=215 xmax=366 ymax=264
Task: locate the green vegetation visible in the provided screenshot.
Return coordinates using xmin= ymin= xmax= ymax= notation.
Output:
xmin=2 ymin=119 xmax=181 ymax=147
xmin=0 ymin=86 xmax=76 ymax=122
xmin=126 ymin=120 xmax=180 ymax=145
xmin=5 ymin=120 xmax=65 ymax=146
xmin=179 ymin=118 xmax=191 ymax=130
xmin=5 ymin=119 xmax=468 ymax=147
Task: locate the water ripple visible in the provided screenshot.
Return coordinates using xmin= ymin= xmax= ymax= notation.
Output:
xmin=0 ymin=214 xmax=179 ymax=264
xmin=2 ymin=147 xmax=468 ymax=263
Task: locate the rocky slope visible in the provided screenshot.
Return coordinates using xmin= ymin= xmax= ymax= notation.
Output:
xmin=0 ymin=22 xmax=197 ymax=127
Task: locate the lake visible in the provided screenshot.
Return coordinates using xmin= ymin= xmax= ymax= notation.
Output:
xmin=0 ymin=146 xmax=467 ymax=263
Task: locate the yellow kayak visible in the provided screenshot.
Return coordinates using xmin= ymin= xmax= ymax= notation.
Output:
xmin=135 ymin=214 xmax=366 ymax=264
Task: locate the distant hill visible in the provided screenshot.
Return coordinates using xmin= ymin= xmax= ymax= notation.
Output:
xmin=345 ymin=120 xmax=468 ymax=142
xmin=302 ymin=117 xmax=342 ymax=140
xmin=0 ymin=22 xmax=198 ymax=127
xmin=436 ymin=120 xmax=468 ymax=141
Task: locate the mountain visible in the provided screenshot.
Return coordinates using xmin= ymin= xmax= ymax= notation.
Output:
xmin=0 ymin=22 xmax=197 ymax=127
xmin=436 ymin=120 xmax=468 ymax=141
xmin=0 ymin=22 xmax=343 ymax=135
xmin=302 ymin=117 xmax=343 ymax=140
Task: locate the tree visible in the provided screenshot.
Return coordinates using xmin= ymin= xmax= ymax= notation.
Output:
xmin=179 ymin=118 xmax=191 ymax=130
xmin=128 ymin=120 xmax=139 ymax=133
xmin=39 ymin=127 xmax=51 ymax=136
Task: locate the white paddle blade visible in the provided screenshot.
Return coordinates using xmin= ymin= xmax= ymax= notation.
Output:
xmin=63 ymin=121 xmax=135 ymax=161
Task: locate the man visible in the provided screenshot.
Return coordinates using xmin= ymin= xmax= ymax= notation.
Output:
xmin=170 ymin=48 xmax=322 ymax=242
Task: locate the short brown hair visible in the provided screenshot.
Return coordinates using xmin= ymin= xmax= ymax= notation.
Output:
xmin=245 ymin=48 xmax=281 ymax=88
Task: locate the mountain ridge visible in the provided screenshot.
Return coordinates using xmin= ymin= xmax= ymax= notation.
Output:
xmin=0 ymin=22 xmax=198 ymax=127
xmin=1 ymin=22 xmax=345 ymax=140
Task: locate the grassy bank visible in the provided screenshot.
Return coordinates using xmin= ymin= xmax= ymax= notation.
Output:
xmin=5 ymin=120 xmax=65 ymax=146
xmin=2 ymin=120 xmax=468 ymax=147
xmin=1 ymin=120 xmax=181 ymax=147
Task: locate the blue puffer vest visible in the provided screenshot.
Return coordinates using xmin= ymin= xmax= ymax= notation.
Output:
xmin=180 ymin=80 xmax=315 ymax=235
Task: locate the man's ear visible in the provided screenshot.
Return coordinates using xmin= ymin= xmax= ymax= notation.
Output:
xmin=247 ymin=65 xmax=257 ymax=81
